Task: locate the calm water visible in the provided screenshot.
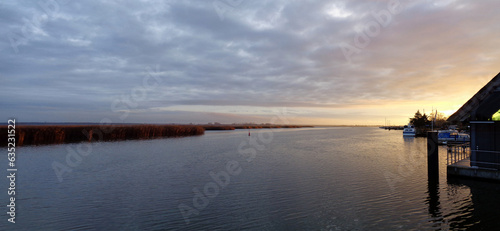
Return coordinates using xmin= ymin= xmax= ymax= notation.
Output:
xmin=2 ymin=127 xmax=500 ymax=230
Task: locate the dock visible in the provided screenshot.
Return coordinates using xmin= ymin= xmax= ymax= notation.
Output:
xmin=447 ymin=144 xmax=500 ymax=181
xmin=379 ymin=126 xmax=404 ymax=130
xmin=444 ymin=72 xmax=500 ymax=182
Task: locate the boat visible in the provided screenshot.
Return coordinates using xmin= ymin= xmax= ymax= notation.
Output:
xmin=438 ymin=129 xmax=470 ymax=145
xmin=403 ymin=124 xmax=416 ymax=136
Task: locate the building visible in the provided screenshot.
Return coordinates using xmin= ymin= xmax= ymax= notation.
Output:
xmin=447 ymin=72 xmax=500 ymax=178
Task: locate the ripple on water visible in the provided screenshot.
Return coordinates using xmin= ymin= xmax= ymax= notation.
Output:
xmin=2 ymin=128 xmax=500 ymax=230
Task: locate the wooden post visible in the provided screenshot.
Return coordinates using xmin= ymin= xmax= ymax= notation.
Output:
xmin=427 ymin=131 xmax=441 ymax=218
xmin=427 ymin=131 xmax=439 ymax=181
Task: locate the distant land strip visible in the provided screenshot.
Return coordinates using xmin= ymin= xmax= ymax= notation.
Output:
xmin=202 ymin=124 xmax=311 ymax=130
xmin=0 ymin=124 xmax=312 ymax=147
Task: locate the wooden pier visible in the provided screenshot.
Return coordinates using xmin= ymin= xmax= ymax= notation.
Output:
xmin=379 ymin=126 xmax=404 ymax=130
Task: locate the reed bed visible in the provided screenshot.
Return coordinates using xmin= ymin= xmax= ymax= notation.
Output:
xmin=0 ymin=125 xmax=204 ymax=146
xmin=0 ymin=124 xmax=311 ymax=147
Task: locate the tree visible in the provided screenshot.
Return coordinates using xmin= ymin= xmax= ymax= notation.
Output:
xmin=410 ymin=110 xmax=430 ymax=128
xmin=428 ymin=111 xmax=449 ymax=129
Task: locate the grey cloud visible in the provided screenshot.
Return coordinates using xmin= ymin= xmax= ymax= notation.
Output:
xmin=1 ymin=0 xmax=500 ymax=124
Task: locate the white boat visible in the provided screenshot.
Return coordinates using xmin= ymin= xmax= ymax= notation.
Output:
xmin=403 ymin=124 xmax=416 ymax=136
xmin=438 ymin=129 xmax=470 ymax=144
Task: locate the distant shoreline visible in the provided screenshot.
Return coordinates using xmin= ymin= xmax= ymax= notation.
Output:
xmin=0 ymin=124 xmax=313 ymax=147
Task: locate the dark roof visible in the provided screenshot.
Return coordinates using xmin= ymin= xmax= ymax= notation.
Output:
xmin=448 ymin=72 xmax=500 ymax=122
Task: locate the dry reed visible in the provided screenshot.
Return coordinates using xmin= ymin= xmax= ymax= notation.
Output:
xmin=0 ymin=125 xmax=204 ymax=146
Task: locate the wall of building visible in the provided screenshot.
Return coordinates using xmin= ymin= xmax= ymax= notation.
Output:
xmin=471 ymin=121 xmax=500 ymax=170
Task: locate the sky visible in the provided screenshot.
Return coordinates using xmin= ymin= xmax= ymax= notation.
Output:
xmin=1 ymin=0 xmax=500 ymax=125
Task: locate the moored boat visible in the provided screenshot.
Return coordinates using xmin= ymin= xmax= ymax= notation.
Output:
xmin=438 ymin=129 xmax=470 ymax=145
xmin=403 ymin=124 xmax=416 ymax=136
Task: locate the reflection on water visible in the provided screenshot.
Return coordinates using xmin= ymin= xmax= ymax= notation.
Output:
xmin=427 ymin=175 xmax=443 ymax=228
xmin=444 ymin=177 xmax=500 ymax=230
xmin=403 ymin=136 xmax=415 ymax=143
xmin=1 ymin=127 xmax=500 ymax=230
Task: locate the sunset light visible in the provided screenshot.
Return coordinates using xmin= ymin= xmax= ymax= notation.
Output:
xmin=2 ymin=1 xmax=500 ymax=126
xmin=3 ymin=1 xmax=500 ymax=230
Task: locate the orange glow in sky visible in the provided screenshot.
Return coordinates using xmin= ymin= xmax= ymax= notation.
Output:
xmin=2 ymin=1 xmax=500 ymax=125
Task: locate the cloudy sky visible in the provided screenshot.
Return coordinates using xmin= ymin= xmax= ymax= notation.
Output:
xmin=1 ymin=0 xmax=499 ymax=125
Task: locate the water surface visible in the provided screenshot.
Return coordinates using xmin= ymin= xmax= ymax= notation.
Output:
xmin=2 ymin=127 xmax=500 ymax=230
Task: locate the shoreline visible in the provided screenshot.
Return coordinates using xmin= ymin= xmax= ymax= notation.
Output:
xmin=0 ymin=124 xmax=312 ymax=147
xmin=0 ymin=125 xmax=204 ymax=147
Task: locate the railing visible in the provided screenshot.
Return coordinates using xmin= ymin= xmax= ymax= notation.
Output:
xmin=447 ymin=143 xmax=500 ymax=169
xmin=469 ymin=149 xmax=500 ymax=170
xmin=446 ymin=143 xmax=470 ymax=166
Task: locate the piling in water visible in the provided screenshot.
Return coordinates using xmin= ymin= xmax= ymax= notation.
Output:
xmin=427 ymin=131 xmax=439 ymax=181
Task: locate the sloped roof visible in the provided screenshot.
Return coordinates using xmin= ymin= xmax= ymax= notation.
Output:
xmin=448 ymin=72 xmax=500 ymax=122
